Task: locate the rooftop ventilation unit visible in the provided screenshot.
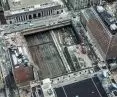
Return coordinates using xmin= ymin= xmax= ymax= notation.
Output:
xmin=12 ymin=0 xmax=21 ymax=5
xmin=110 ymin=24 xmax=117 ymax=31
xmin=97 ymin=6 xmax=105 ymax=13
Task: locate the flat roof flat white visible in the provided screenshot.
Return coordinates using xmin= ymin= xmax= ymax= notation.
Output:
xmin=8 ymin=0 xmax=61 ymax=10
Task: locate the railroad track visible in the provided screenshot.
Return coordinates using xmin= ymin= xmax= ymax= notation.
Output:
xmin=24 ymin=25 xmax=80 ymax=79
xmin=25 ymin=30 xmax=67 ymax=79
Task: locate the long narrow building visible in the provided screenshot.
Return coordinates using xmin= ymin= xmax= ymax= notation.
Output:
xmin=81 ymin=6 xmax=117 ymax=60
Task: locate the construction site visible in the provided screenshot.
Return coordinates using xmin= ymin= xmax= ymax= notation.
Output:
xmin=1 ymin=0 xmax=117 ymax=97
xmin=19 ymin=25 xmax=89 ymax=79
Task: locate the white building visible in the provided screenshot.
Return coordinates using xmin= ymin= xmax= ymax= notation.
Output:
xmin=2 ymin=0 xmax=67 ymax=24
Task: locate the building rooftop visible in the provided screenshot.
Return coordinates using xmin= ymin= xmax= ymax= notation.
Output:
xmin=7 ymin=0 xmax=63 ymax=11
xmin=54 ymin=77 xmax=108 ymax=97
xmin=13 ymin=65 xmax=34 ymax=86
xmin=4 ymin=13 xmax=70 ymax=34
xmin=87 ymin=19 xmax=110 ymax=56
xmin=81 ymin=8 xmax=97 ymax=21
xmin=95 ymin=6 xmax=117 ymax=35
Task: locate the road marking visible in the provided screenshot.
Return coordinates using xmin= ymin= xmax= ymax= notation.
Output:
xmin=62 ymin=86 xmax=68 ymax=97
xmin=91 ymin=78 xmax=102 ymax=97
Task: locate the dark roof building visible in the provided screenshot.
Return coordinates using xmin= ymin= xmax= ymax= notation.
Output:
xmin=67 ymin=0 xmax=101 ymax=10
xmin=54 ymin=77 xmax=108 ymax=97
xmin=0 ymin=1 xmax=6 ymax=24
